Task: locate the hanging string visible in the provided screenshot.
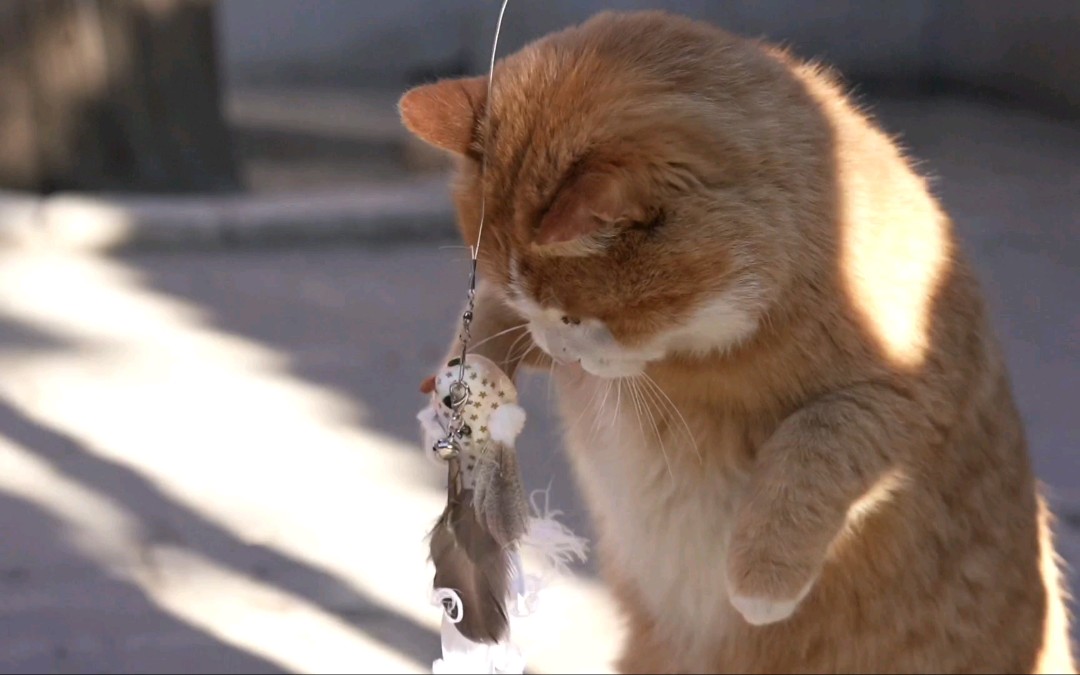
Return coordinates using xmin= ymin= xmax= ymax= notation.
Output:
xmin=435 ymin=0 xmax=512 ymax=459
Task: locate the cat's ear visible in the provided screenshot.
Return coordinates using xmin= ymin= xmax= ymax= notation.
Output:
xmin=534 ymin=171 xmax=643 ymax=251
xmin=398 ymin=76 xmax=487 ymax=155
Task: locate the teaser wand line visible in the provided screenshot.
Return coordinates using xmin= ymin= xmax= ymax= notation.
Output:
xmin=437 ymin=0 xmax=512 ymax=459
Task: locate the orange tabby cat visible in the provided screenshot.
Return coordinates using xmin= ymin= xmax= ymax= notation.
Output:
xmin=400 ymin=11 xmax=1075 ymax=673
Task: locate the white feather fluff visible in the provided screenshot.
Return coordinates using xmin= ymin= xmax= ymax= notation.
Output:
xmin=488 ymin=403 xmax=526 ymax=446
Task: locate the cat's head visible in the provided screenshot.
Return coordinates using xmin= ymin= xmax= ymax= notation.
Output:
xmin=400 ymin=11 xmax=831 ymax=378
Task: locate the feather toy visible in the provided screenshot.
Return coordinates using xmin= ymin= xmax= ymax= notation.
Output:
xmin=419 ymin=355 xmax=586 ymax=672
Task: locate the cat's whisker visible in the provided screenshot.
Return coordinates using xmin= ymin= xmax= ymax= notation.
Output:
xmin=591 ymin=379 xmax=614 ymax=445
xmin=585 ymin=380 xmax=602 ymax=443
xmin=508 ymin=349 xmax=531 ymax=374
xmin=640 ymin=372 xmax=702 ymax=464
xmin=637 ymin=376 xmax=678 ymax=437
xmin=642 ymin=380 xmax=675 ymax=485
xmin=588 ymin=381 xmax=603 ymax=441
xmin=546 ymin=358 xmax=556 ymax=405
xmin=509 ymin=343 xmax=540 ymax=375
xmin=501 ymin=331 xmax=533 ymax=370
xmin=570 ymin=375 xmax=606 ymax=434
xmin=470 ymin=323 xmax=529 ymax=352
xmin=627 ymin=375 xmax=648 ymax=442
xmin=631 ymin=376 xmax=674 ymax=484
xmin=504 ymin=330 xmax=532 ymax=360
xmin=636 ymin=378 xmax=689 ymax=474
xmin=614 ymin=378 xmax=623 ymax=430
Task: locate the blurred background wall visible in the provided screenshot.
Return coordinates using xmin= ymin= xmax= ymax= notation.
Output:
xmin=218 ymin=0 xmax=1080 ymax=117
xmin=4 ymin=1 xmax=1075 ymax=198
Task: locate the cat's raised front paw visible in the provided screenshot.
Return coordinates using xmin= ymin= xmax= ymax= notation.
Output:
xmin=729 ymin=587 xmax=811 ymax=626
xmin=726 ymin=555 xmax=817 ymax=626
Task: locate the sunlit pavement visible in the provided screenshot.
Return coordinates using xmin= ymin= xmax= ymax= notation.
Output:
xmin=0 ymin=95 xmax=1077 ymax=673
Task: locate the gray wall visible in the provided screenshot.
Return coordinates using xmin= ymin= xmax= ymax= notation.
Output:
xmin=217 ymin=0 xmax=1080 ymax=115
xmin=923 ymin=1 xmax=1080 ymax=114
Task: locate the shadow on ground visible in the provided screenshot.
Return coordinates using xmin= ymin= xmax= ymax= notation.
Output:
xmin=0 ymin=488 xmax=288 ymax=674
xmin=0 ymin=313 xmax=441 ymax=672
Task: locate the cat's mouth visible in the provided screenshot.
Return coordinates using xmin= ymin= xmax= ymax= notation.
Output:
xmin=527 ymin=318 xmax=650 ymax=378
xmin=546 ymin=349 xmax=647 ymax=379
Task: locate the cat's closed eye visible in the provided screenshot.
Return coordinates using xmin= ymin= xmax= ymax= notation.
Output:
xmin=633 ymin=209 xmax=666 ymax=233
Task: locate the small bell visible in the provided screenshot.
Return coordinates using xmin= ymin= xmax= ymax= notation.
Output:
xmin=433 ymin=437 xmax=460 ymax=461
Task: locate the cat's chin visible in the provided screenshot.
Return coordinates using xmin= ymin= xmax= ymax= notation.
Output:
xmin=579 ymin=356 xmax=647 ymax=379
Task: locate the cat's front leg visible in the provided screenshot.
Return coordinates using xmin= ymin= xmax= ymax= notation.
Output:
xmin=726 ymin=382 xmax=922 ymax=626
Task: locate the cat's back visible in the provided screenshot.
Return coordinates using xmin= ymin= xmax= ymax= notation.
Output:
xmin=721 ymin=40 xmax=1076 ymax=673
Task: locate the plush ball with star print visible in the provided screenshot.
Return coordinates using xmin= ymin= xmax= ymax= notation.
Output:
xmin=417 ymin=354 xmax=527 ymax=477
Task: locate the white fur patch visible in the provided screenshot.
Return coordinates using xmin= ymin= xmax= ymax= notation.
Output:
xmin=506 ymin=268 xmax=763 ymax=371
xmin=488 ymin=403 xmax=526 ymax=446
xmin=507 ymin=255 xmax=765 ymax=383
xmin=659 ymin=279 xmax=762 ymax=357
xmin=554 ymin=371 xmax=749 ymax=659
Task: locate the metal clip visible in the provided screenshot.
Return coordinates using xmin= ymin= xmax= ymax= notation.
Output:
xmin=433 ymin=437 xmax=460 ymax=461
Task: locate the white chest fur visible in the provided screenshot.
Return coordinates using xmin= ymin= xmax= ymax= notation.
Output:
xmin=552 ymin=370 xmax=748 ymax=656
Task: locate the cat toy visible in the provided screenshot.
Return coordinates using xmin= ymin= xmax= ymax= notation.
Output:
xmin=414 ymin=1 xmax=586 ymax=673
xmin=419 ymin=356 xmax=587 ymax=672
xmin=418 ymin=355 xmax=580 ymax=673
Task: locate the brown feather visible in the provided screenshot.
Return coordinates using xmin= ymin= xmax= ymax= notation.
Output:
xmin=473 ymin=441 xmax=529 ymax=548
xmin=429 ymin=457 xmax=513 ymax=644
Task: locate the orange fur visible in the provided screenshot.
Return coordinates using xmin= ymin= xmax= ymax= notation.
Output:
xmin=402 ymin=11 xmax=1075 ymax=673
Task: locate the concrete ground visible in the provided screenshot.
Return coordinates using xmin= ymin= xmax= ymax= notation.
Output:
xmin=0 ymin=93 xmax=1077 ymax=673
